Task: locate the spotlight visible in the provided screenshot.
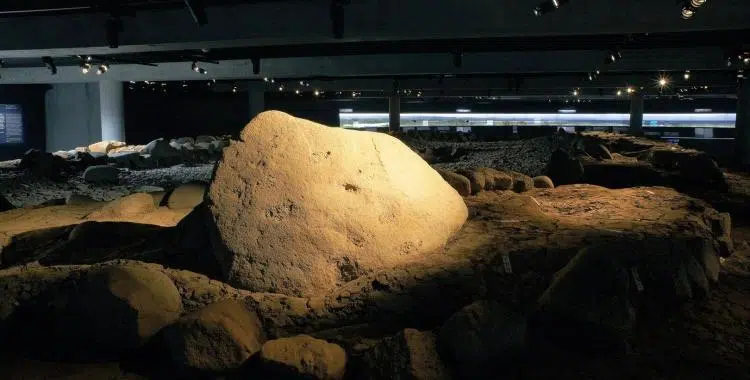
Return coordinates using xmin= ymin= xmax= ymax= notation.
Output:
xmin=295 ymin=89 xmax=301 ymax=95
xmin=81 ymin=63 xmax=91 ymax=74
xmin=690 ymin=0 xmax=706 ymax=7
xmin=738 ymin=69 xmax=745 ymax=79
xmin=533 ymin=0 xmax=569 ymax=16
xmin=572 ymin=89 xmax=579 ymax=96
xmin=86 ymin=56 xmax=92 ymax=62
xmin=299 ymin=81 xmax=305 ymax=86
xmin=588 ymin=73 xmax=594 ymax=81
xmin=232 ymin=86 xmax=238 ymax=93
xmin=657 ymin=75 xmax=670 ymax=88
xmin=42 ymin=56 xmax=57 ymax=75
xmin=191 ymin=61 xmax=207 ymax=75
xmin=605 ymin=49 xmax=622 ymax=64
xmin=100 ymin=63 xmax=109 ymax=72
xmin=681 ymin=6 xmax=694 ymax=19
xmin=263 ymin=77 xmax=269 ymax=82
xmin=595 ymin=69 xmax=601 ymax=75
xmin=626 ymin=87 xmax=635 ymax=94
xmin=616 ymin=89 xmax=622 ymax=96
xmin=684 ymin=70 xmax=691 ymax=80
xmin=270 ymin=78 xmax=275 ymax=83
xmin=744 ymin=57 xmax=750 ymax=65
xmin=314 ymin=89 xmax=321 ymax=96
xmin=278 ymin=85 xmax=284 ymax=91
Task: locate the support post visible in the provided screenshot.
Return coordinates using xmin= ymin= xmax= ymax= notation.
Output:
xmin=737 ymin=78 xmax=750 ymax=171
xmin=248 ymin=81 xmax=265 ymax=121
xmin=388 ymin=95 xmax=401 ymax=133
xmin=629 ymin=92 xmax=644 ymax=136
xmin=99 ymin=80 xmax=125 ymax=142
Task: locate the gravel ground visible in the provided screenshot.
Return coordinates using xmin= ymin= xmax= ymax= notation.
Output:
xmin=407 ymin=136 xmax=563 ymax=177
xmin=0 ymin=162 xmax=215 ymax=208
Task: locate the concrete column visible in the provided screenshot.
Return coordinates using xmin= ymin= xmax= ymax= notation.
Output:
xmin=45 ymin=83 xmax=102 ymax=152
xmin=248 ymin=81 xmax=265 ymax=121
xmin=629 ymin=92 xmax=644 ymax=136
xmin=389 ymin=95 xmax=401 ymax=132
xmin=737 ymin=78 xmax=750 ymax=171
xmin=99 ymin=80 xmax=125 ymax=142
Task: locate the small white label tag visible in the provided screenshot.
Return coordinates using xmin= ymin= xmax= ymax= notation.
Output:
xmin=502 ymin=255 xmax=513 ymax=274
xmin=631 ymin=267 xmax=644 ymax=292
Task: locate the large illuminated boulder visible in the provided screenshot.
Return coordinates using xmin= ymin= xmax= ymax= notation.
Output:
xmin=206 ymin=111 xmax=468 ymax=296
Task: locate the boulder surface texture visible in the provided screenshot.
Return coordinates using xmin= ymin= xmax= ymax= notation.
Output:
xmin=206 ymin=111 xmax=468 ymax=296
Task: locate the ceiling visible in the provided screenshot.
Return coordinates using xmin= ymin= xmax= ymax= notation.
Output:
xmin=0 ymin=0 xmax=748 ymax=95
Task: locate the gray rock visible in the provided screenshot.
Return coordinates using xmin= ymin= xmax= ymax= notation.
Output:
xmin=533 ymin=175 xmax=555 ymax=188
xmin=435 ymin=168 xmax=471 ymax=196
xmin=158 ymin=299 xmax=266 ymax=373
xmin=533 ymin=247 xmax=634 ymax=354
xmin=362 ymin=329 xmax=449 ymax=380
xmin=259 ymin=335 xmax=347 ymax=380
xmin=196 ymin=135 xmax=217 ymax=144
xmin=83 ymin=165 xmax=120 ymax=184
xmin=439 ymin=300 xmax=526 ymax=374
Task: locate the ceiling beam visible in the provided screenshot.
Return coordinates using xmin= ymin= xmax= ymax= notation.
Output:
xmin=0 ymin=48 xmax=737 ymax=84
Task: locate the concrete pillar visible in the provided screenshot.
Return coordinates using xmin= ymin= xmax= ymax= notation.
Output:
xmin=45 ymin=83 xmax=102 ymax=152
xmin=389 ymin=95 xmax=401 ymax=132
xmin=629 ymin=92 xmax=644 ymax=136
xmin=737 ymin=78 xmax=750 ymax=171
xmin=99 ymin=80 xmax=125 ymax=142
xmin=248 ymin=81 xmax=265 ymax=121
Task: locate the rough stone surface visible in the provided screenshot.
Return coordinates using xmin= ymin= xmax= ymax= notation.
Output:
xmin=532 ymin=246 xmax=634 ymax=354
xmin=158 ymin=299 xmax=266 ymax=373
xmin=0 ymin=195 xmax=15 ymax=212
xmin=361 ymin=329 xmax=449 ymax=380
xmin=546 ymin=149 xmax=584 ymax=186
xmin=434 ymin=168 xmax=471 ymax=196
xmin=6 ymin=264 xmax=183 ymax=360
xmin=259 ymin=335 xmax=347 ymax=380
xmin=206 ymin=111 xmax=468 ymax=296
xmin=83 ymin=165 xmax=120 ymax=184
xmin=455 ymin=168 xmax=485 ymax=194
xmin=439 ymin=300 xmax=526 ymax=374
xmin=86 ymin=193 xmax=157 ymax=220
xmin=88 ymin=141 xmax=126 ymax=154
xmin=167 ymin=181 xmax=207 ymax=210
xmin=533 ymin=176 xmax=555 ymax=188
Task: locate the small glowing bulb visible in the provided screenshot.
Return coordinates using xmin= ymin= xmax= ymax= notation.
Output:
xmin=314 ymin=90 xmax=321 ymax=96
xmin=295 ymin=89 xmax=301 ymax=95
xmin=627 ymin=87 xmax=635 ymax=94
xmin=552 ymin=0 xmax=559 ymax=8
xmin=278 ymin=86 xmax=284 ymax=91
xmin=684 ymin=70 xmax=691 ymax=80
xmin=572 ymin=89 xmax=579 ymax=96
xmin=659 ymin=78 xmax=668 ymax=87
xmin=232 ymin=87 xmax=237 ymax=93
xmin=617 ymin=90 xmax=622 ymax=96
xmin=263 ymin=77 xmax=269 ymax=82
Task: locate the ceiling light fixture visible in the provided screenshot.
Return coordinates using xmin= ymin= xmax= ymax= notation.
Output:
xmin=681 ymin=6 xmax=694 ymax=19
xmin=533 ymin=0 xmax=570 ymax=16
xmin=605 ymin=49 xmax=622 ymax=64
xmin=616 ymin=89 xmax=622 ymax=96
xmin=81 ymin=63 xmax=91 ymax=74
xmin=42 ymin=56 xmax=57 ymax=75
xmin=690 ymin=0 xmax=706 ymax=7
xmin=683 ymin=70 xmax=691 ymax=80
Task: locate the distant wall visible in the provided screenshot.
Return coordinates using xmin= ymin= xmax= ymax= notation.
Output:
xmin=45 ymin=83 xmax=102 ymax=152
xmin=0 ymin=85 xmax=48 ymax=160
